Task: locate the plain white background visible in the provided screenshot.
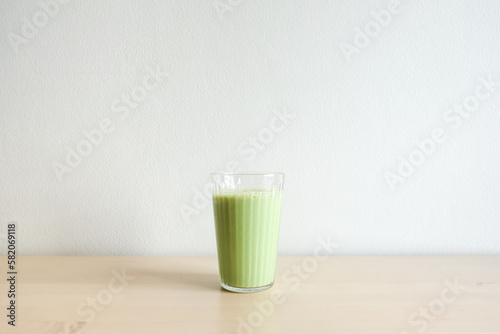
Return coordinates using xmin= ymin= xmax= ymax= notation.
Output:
xmin=0 ymin=0 xmax=499 ymax=256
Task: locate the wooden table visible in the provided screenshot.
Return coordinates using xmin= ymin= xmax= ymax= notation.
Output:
xmin=1 ymin=256 xmax=499 ymax=334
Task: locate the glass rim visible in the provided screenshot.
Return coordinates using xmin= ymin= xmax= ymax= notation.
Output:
xmin=210 ymin=171 xmax=284 ymax=177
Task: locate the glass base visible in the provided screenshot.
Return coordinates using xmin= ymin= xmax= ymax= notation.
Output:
xmin=221 ymin=281 xmax=274 ymax=293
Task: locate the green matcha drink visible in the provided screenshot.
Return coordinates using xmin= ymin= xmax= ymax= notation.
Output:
xmin=211 ymin=173 xmax=284 ymax=293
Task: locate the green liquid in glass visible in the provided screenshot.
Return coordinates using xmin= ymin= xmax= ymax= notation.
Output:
xmin=213 ymin=190 xmax=282 ymax=289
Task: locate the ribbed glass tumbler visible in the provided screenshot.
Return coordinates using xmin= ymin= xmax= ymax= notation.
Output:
xmin=211 ymin=172 xmax=284 ymax=293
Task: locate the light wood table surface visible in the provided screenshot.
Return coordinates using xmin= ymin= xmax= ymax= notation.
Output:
xmin=1 ymin=256 xmax=499 ymax=334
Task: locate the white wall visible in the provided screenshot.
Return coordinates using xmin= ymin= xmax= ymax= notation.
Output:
xmin=1 ymin=0 xmax=499 ymax=256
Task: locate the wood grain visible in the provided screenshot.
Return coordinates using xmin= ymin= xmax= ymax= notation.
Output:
xmin=1 ymin=256 xmax=499 ymax=334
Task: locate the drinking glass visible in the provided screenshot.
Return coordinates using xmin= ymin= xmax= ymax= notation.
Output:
xmin=211 ymin=172 xmax=284 ymax=293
